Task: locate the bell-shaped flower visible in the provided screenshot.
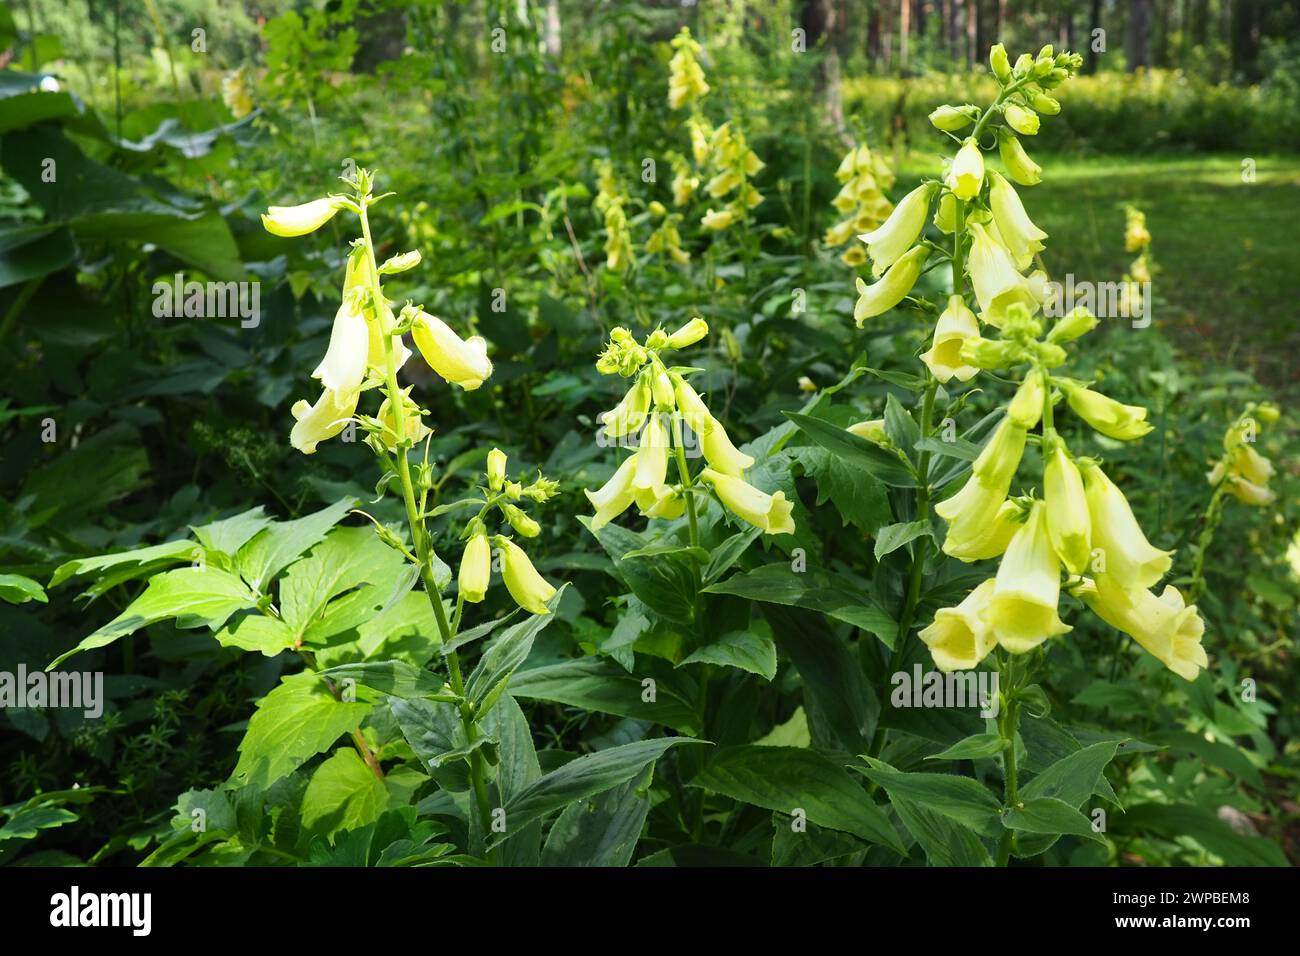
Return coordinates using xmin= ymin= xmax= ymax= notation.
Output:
xmin=701 ymin=419 xmax=753 ymax=477
xmin=847 ymin=419 xmax=889 ymax=446
xmin=1075 ymin=575 xmax=1207 ymax=681
xmin=966 ymin=221 xmax=1036 ymax=327
xmin=1225 ymin=443 xmax=1275 ymax=486
xmin=858 ymin=183 xmax=936 ymax=278
xmin=699 ymin=468 xmax=795 ymax=535
xmin=289 ymin=387 xmax=359 ymax=455
xmin=988 ymin=172 xmax=1047 ymax=270
xmin=633 ymin=414 xmax=669 ymax=491
xmin=702 ymin=208 xmax=738 ymax=231
xmin=942 ymin=497 xmax=1022 ymax=563
xmin=494 ymin=536 xmax=556 ymax=615
xmin=854 ymin=244 xmax=928 ymax=326
xmin=971 ymin=417 xmax=1027 ymax=488
xmin=262 ymin=197 xmax=343 ymax=237
xmin=366 ymin=301 xmax=413 ymax=374
xmin=946 ymin=139 xmax=985 ymax=200
xmin=1061 ymin=380 xmax=1152 ymax=440
xmin=411 ymin=312 xmax=493 ymax=391
xmin=667 ymin=317 xmax=708 ymax=349
xmin=921 ymin=295 xmax=981 ymax=383
xmin=920 ymin=579 xmax=998 ymax=671
xmin=377 ymin=386 xmax=431 ymax=450
xmin=458 ymin=528 xmax=491 ymax=603
xmin=1007 ymin=374 xmax=1045 ymax=428
xmin=997 ymin=129 xmax=1042 ymax=186
xmin=987 ymin=501 xmax=1072 ymax=653
xmin=586 ymin=453 xmax=639 ymax=531
xmin=602 ymin=375 xmax=651 ymax=438
xmin=641 ymin=485 xmax=686 ymax=521
xmin=1043 ymin=442 xmax=1092 ymax=575
xmin=313 ymin=294 xmax=370 ymax=395
xmin=1081 ymin=461 xmax=1171 ymax=589
xmin=937 ymin=476 xmax=1010 ymax=560
xmin=1003 ymin=103 xmax=1040 ymax=136
xmin=1225 ymin=475 xmax=1276 ymax=506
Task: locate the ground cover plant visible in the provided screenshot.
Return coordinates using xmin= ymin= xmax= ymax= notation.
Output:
xmin=1 ymin=0 xmax=1297 ymax=870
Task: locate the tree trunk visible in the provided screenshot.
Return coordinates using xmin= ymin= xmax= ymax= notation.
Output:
xmin=1128 ymin=0 xmax=1152 ymax=72
xmin=899 ymin=0 xmax=910 ymax=75
xmin=1085 ymin=0 xmax=1103 ymax=72
xmin=966 ymin=0 xmax=978 ymax=69
xmin=543 ymin=0 xmax=561 ymax=59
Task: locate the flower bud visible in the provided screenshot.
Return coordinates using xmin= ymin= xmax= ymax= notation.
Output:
xmin=502 ymin=502 xmax=541 ymax=538
xmin=1047 ymin=306 xmax=1098 ymax=344
xmin=262 ymin=197 xmax=343 ymax=237
xmin=946 ymin=139 xmax=985 ymax=201
xmin=998 ymin=129 xmax=1042 ymax=186
xmin=487 ymin=448 xmax=507 ymax=491
xmin=847 ymin=419 xmax=889 ymax=446
xmin=494 ymin=536 xmax=556 ymax=614
xmin=854 ymin=244 xmax=928 ymax=325
xmin=459 ymin=529 xmax=491 ymax=603
xmin=666 ymin=317 xmax=709 ymax=349
xmin=378 ymin=250 xmax=422 ymax=275
xmin=1007 ymin=374 xmax=1045 ymax=428
xmin=989 ymin=44 xmax=1011 ymax=82
xmin=859 ymin=182 xmax=936 ymax=278
xmin=929 ymin=104 xmax=978 ymax=132
xmin=1004 ymin=103 xmax=1040 ymax=136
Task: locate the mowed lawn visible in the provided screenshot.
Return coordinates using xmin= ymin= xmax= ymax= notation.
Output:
xmin=894 ymin=152 xmax=1300 ymax=387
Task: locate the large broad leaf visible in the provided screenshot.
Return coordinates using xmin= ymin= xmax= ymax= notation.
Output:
xmin=0 ymin=573 xmax=46 ymax=605
xmin=464 ymin=586 xmax=567 ymax=713
xmin=509 ymin=657 xmax=702 ymax=736
xmin=851 ymin=756 xmax=1002 ymax=838
xmin=1003 ymin=797 xmax=1103 ymax=843
xmin=1019 ymin=740 xmax=1120 ymax=808
xmin=790 ymin=446 xmax=893 ymax=535
xmin=318 ymin=660 xmax=448 ymax=700
xmin=299 ymin=749 xmax=389 ymax=839
xmin=48 ymin=566 xmax=258 ymax=668
xmin=680 ymin=629 xmax=777 ymax=680
xmin=705 ymin=563 xmax=897 ymax=648
xmin=278 ymin=526 xmax=404 ymax=636
xmin=692 ymin=746 xmax=905 ymax=854
xmin=0 ymin=224 xmax=75 ymax=288
xmin=49 ymin=539 xmax=199 ymax=589
xmin=230 ymin=672 xmax=371 ymax=789
xmin=492 ymin=738 xmax=708 ymax=847
xmin=482 ymin=695 xmax=543 ymax=866
xmin=236 ymin=498 xmax=356 ymax=593
xmin=891 ymin=795 xmax=993 ymax=866
xmin=191 ymin=507 xmax=272 ymax=558
xmin=391 ymin=697 xmax=478 ymax=772
xmin=541 ymin=766 xmax=652 ymax=867
xmin=784 ymin=411 xmax=916 ymax=487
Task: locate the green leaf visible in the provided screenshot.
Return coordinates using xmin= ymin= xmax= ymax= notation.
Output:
xmin=891 ymin=795 xmax=993 ymax=866
xmin=509 ymin=658 xmax=702 ymax=735
xmin=493 ymin=737 xmax=707 ymax=847
xmin=704 ymin=564 xmax=897 ymax=648
xmin=1019 ymin=740 xmax=1121 ymax=807
xmin=230 ymin=672 xmax=370 ymax=789
xmin=1004 ymin=797 xmax=1103 ymax=843
xmin=680 ymin=630 xmax=777 ymax=680
xmin=702 ymin=528 xmax=762 ymax=585
xmin=213 ymin=614 xmax=296 ymax=656
xmin=299 ymin=749 xmax=390 ymax=838
xmin=851 ymin=756 xmax=1002 ymax=838
xmin=464 ymin=586 xmax=567 ymax=710
xmin=236 ymin=498 xmax=356 ymax=593
xmin=48 ymin=566 xmax=258 ymax=669
xmin=1111 ymin=803 xmax=1288 ymax=867
xmin=0 ymin=573 xmax=46 ymax=605
xmin=873 ymin=520 xmax=932 ymax=560
xmin=191 ymin=507 xmax=272 ymax=557
xmin=694 ymin=746 xmax=905 ymax=854
xmin=784 ymin=411 xmax=915 ymax=487
xmin=319 ymin=661 xmax=448 ymax=700
xmin=49 ymin=539 xmax=198 ymax=589
xmin=279 ymin=526 xmax=403 ymax=636
xmin=540 ymin=766 xmax=652 ymax=867
xmin=925 ymin=733 xmax=1005 ymax=761
xmin=391 ymin=697 xmax=476 ymax=771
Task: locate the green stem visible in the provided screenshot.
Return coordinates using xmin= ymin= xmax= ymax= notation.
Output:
xmin=1188 ymin=481 xmax=1228 ymax=604
xmin=670 ymin=412 xmax=701 ymax=550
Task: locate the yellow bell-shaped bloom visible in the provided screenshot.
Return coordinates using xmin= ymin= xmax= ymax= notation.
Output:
xmin=289 ymin=387 xmax=359 ymax=455
xmin=1225 ymin=475 xmax=1276 ymax=506
xmin=987 ymin=501 xmax=1072 ymax=653
xmin=1081 ymin=461 xmax=1171 ymax=589
xmin=921 ymin=295 xmax=981 ymax=384
xmin=988 ymin=172 xmax=1047 ymax=271
xmin=495 ymin=536 xmax=556 ymax=615
xmin=641 ymin=485 xmax=687 ymax=521
xmin=1047 ymin=306 xmax=1098 ymax=344
xmin=932 ymin=192 xmax=956 ymax=234
xmin=942 ymin=497 xmax=1022 ymax=562
xmin=262 ymin=197 xmax=342 ymax=237
xmin=971 ymin=417 xmax=1028 ymax=488
xmin=667 ymin=317 xmax=708 ymax=349
xmin=1043 ymin=443 xmax=1092 ymax=575
xmin=701 ymin=420 xmax=753 ymax=477
xmin=672 ymin=174 xmax=699 ymax=207
xmin=633 ymin=414 xmax=669 ymax=491
xmin=937 ymin=477 xmax=1009 ymax=560
xmin=1075 ymin=575 xmax=1207 ymax=681
xmin=854 ymin=244 xmax=928 ymax=326
xmin=586 ymin=454 xmax=639 ymax=531
xmin=699 ymin=468 xmax=795 ymax=535
xmin=1003 ymin=103 xmax=1040 ymax=136
xmin=366 ymin=301 xmax=413 ymax=374
xmin=1007 ymin=374 xmax=1045 ymax=428
xmin=1061 ymin=381 xmax=1152 ymax=440
xmin=702 ymin=208 xmax=738 ymax=231
xmin=966 ymin=221 xmax=1036 ymax=327
xmin=858 ymin=183 xmax=935 ymax=278
xmin=920 ymin=578 xmax=998 ymax=671
xmin=411 ymin=312 xmax=493 ymax=391
xmin=997 ymin=129 xmax=1042 ymax=186
xmin=377 ymin=386 xmax=432 ymax=451
xmin=847 ymin=419 xmax=889 ymax=446
xmin=946 ymin=139 xmax=985 ymax=201
xmin=458 ymin=529 xmax=491 ymax=603
xmin=313 ymin=294 xmax=370 ymax=395
xmin=1224 ymin=443 xmax=1275 ymax=486
xmin=602 ymin=376 xmax=651 ymax=438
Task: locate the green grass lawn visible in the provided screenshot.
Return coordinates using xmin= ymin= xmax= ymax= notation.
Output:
xmin=895 ymin=152 xmax=1300 ymax=388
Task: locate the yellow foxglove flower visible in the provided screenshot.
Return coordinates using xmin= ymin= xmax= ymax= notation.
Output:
xmin=1047 ymin=306 xmax=1098 ymax=344
xmin=458 ymin=529 xmax=491 ymax=603
xmin=586 ymin=454 xmax=638 ymax=531
xmin=847 ymin=419 xmax=889 ymax=446
xmin=1061 ymin=381 xmax=1152 ymax=440
xmin=858 ymin=183 xmax=936 ymax=278
xmin=701 ymin=418 xmax=754 ymax=477
xmin=1043 ymin=443 xmax=1092 ymax=575
xmin=943 ymin=498 xmax=1022 ymax=562
xmin=495 ymin=536 xmax=556 ymax=614
xmin=987 ymin=501 xmax=1072 ymax=653
xmin=1003 ymin=103 xmax=1040 ymax=136
xmin=702 ymin=208 xmax=738 ymax=231
xmin=667 ymin=317 xmax=708 ymax=349
xmin=290 ymin=387 xmax=359 ymax=455
xmin=1224 ymin=443 xmax=1275 ymax=486
xmin=633 ymin=414 xmax=669 ymax=491
xmin=840 ymin=245 xmax=867 ymax=267
xmin=377 ymin=386 xmax=431 ymax=450
xmin=966 ymin=221 xmax=1036 ymax=326
xmin=920 ymin=578 xmax=998 ymax=671
xmin=411 ymin=312 xmax=493 ymax=391
xmin=988 ymin=172 xmax=1047 ymax=270
xmin=672 ymin=376 xmax=711 ymax=435
xmin=937 ymin=477 xmax=1009 ymax=559
xmin=971 ymin=417 xmax=1028 ymax=487
xmin=503 ymin=502 xmax=541 ymax=538
xmin=920 ymin=294 xmax=981 ymax=383
xmin=672 ymin=174 xmax=699 ymax=206
xmin=946 ymin=139 xmax=985 ymax=200
xmin=1007 ymin=374 xmax=1045 ymax=428
xmin=854 ymin=244 xmax=929 ymax=326
xmin=1081 ymin=461 xmax=1171 ymax=588
xmin=642 ymin=485 xmax=686 ymax=521
xmin=1076 ymin=576 xmax=1207 ymax=681
xmin=1226 ymin=475 xmax=1276 ymax=506
xmin=699 ymin=468 xmax=795 ymax=535
xmin=932 ymin=192 xmax=956 ymax=234
xmin=262 ymin=197 xmax=342 ymax=237
xmin=313 ymin=295 xmax=370 ymax=395
xmin=602 ymin=376 xmax=652 ymax=438
xmin=366 ymin=301 xmax=413 ymax=374
xmin=997 ymin=129 xmax=1042 ymax=186
xmin=487 ymin=448 xmax=507 ymax=491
